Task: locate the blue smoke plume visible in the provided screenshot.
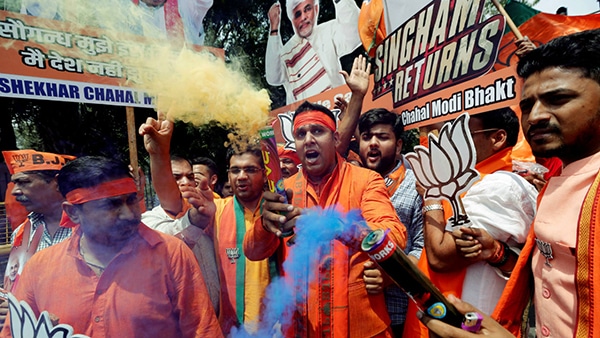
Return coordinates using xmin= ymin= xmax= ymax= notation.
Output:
xmin=229 ymin=206 xmax=368 ymax=337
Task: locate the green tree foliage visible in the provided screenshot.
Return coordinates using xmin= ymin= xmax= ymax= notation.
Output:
xmin=205 ymin=0 xmax=363 ymax=110
xmin=483 ymin=0 xmax=540 ymax=18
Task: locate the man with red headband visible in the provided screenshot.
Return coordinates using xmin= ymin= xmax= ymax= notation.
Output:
xmin=277 ymin=145 xmax=300 ymax=179
xmin=1 ymin=156 xmax=222 ymax=337
xmin=244 ymin=101 xmax=407 ymax=337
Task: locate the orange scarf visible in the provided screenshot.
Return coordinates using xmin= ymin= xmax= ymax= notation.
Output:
xmin=385 ymin=161 xmax=406 ymax=197
xmin=493 ymin=168 xmax=600 ymax=337
xmin=404 ymin=148 xmax=514 ymax=338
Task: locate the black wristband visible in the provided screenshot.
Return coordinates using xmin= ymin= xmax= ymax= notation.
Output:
xmin=488 ymin=241 xmax=510 ymax=267
xmin=270 ymin=29 xmax=278 ymax=34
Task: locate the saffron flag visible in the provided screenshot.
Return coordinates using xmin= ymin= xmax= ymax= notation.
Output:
xmin=358 ymin=0 xmax=386 ymax=57
xmin=495 ymin=6 xmax=600 ymax=69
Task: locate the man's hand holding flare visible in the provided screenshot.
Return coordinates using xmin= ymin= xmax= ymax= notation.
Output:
xmin=261 ymin=189 xmax=301 ymax=237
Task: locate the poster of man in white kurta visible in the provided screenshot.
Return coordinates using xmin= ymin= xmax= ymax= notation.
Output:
xmin=265 ymin=0 xmax=361 ymax=104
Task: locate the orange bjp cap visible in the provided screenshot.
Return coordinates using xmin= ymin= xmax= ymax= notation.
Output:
xmin=2 ymin=149 xmax=76 ymax=174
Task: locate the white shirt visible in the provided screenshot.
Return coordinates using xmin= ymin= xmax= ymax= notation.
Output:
xmin=131 ymin=0 xmax=213 ymax=45
xmin=142 ymin=204 xmax=220 ymax=314
xmin=445 ymin=171 xmax=538 ymax=315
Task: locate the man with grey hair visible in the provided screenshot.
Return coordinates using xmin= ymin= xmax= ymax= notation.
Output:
xmin=265 ymin=0 xmax=361 ymax=104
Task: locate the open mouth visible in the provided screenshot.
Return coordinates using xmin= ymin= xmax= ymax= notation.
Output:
xmin=367 ymin=150 xmax=381 ymax=162
xmin=304 ymin=150 xmax=319 ymax=164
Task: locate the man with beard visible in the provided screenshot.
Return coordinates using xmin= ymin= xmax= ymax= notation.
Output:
xmin=403 ymin=107 xmax=538 ymax=338
xmin=139 ymin=116 xmax=273 ymax=335
xmin=1 ymin=156 xmax=222 ymax=337
xmin=245 ymin=101 xmax=407 ymax=337
xmin=490 ymin=29 xmax=600 ymax=338
xmin=265 ymin=0 xmax=361 ymax=104
xmin=357 ymin=108 xmax=424 ymax=337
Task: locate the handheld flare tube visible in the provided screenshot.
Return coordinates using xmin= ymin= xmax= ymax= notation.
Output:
xmin=259 ymin=126 xmax=294 ymax=239
xmin=361 ymin=229 xmax=464 ymax=328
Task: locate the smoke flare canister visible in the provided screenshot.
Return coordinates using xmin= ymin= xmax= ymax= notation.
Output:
xmin=259 ymin=126 xmax=293 ymax=237
xmin=361 ymin=229 xmax=463 ymax=327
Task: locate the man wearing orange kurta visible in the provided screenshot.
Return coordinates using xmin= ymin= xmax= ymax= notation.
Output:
xmin=139 ymin=117 xmax=272 ymax=335
xmin=206 ymin=147 xmax=273 ymax=335
xmin=1 ymin=156 xmax=221 ymax=337
xmin=244 ymin=101 xmax=407 ymax=337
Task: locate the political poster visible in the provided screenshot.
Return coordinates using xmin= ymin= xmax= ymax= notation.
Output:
xmin=0 ymin=1 xmax=220 ymax=107
xmin=264 ymin=0 xmax=363 ymax=105
xmin=269 ymin=0 xmax=523 ymax=144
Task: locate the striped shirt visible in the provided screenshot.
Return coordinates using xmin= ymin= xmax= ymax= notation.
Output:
xmin=384 ymin=161 xmax=424 ymax=325
xmin=11 ymin=212 xmax=72 ymax=252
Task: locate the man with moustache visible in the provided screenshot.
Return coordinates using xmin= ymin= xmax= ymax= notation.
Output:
xmin=403 ymin=107 xmax=538 ymax=338
xmin=207 ymin=146 xmax=274 ymax=334
xmin=265 ymin=0 xmax=361 ymax=104
xmin=1 ymin=156 xmax=222 ymax=337
xmin=490 ymin=29 xmax=600 ymax=338
xmin=1 ymin=150 xmax=75 ymax=284
xmin=0 ymin=150 xmax=75 ymax=330
xmin=192 ymin=156 xmax=220 ymax=198
xmin=357 ymin=108 xmax=424 ymax=337
xmin=277 ymin=146 xmax=300 ymax=179
xmin=245 ymin=101 xmax=407 ymax=337
xmin=140 ymin=117 xmax=220 ymax=315
xmin=139 ymin=116 xmax=273 ymax=335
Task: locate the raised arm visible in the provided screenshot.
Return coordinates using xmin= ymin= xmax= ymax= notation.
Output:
xmin=265 ymin=2 xmax=287 ymax=86
xmin=337 ymin=55 xmax=371 ymax=155
xmin=139 ymin=116 xmax=183 ymax=215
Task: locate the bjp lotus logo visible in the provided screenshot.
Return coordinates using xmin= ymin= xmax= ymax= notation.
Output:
xmin=277 ymin=109 xmax=342 ymax=151
xmin=4 ymin=291 xmax=89 ymax=337
xmin=405 ymin=113 xmax=479 ymax=226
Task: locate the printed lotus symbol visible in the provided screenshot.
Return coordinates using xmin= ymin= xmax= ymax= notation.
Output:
xmin=3 ymin=290 xmax=89 ymax=338
xmin=277 ymin=111 xmax=296 ymax=151
xmin=405 ymin=113 xmax=480 ymax=226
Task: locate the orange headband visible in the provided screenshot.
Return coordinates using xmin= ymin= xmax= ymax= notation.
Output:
xmin=65 ymin=178 xmax=137 ymax=205
xmin=278 ymin=146 xmax=301 ymax=165
xmin=293 ymin=110 xmax=336 ymax=133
